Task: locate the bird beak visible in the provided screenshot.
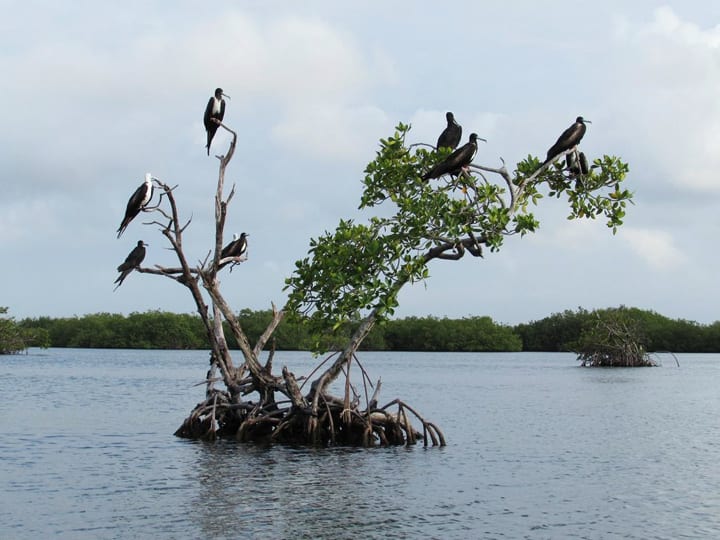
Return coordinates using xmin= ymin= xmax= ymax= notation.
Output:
xmin=222 ymin=93 xmax=231 ymax=100
xmin=478 ymin=137 xmax=488 ymax=143
xmin=585 ymin=120 xmax=592 ymax=124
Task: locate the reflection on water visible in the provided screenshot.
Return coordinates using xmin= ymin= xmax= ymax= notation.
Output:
xmin=1 ymin=349 xmax=720 ymax=539
xmin=189 ymin=443 xmax=425 ymax=539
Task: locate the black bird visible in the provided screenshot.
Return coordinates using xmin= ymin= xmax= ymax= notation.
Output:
xmin=117 ymin=173 xmax=155 ymax=238
xmin=219 ymin=232 xmax=248 ymax=269
xmin=566 ymin=151 xmax=589 ymax=176
xmin=204 ymin=87 xmax=228 ymax=155
xmin=436 ymin=111 xmax=462 ymax=151
xmin=114 ymin=240 xmax=147 ymax=291
xmin=544 ymin=116 xmax=591 ymax=164
xmin=422 ymin=133 xmax=484 ymax=180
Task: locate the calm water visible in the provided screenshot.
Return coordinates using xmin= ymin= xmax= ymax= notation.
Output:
xmin=1 ymin=349 xmax=719 ymax=539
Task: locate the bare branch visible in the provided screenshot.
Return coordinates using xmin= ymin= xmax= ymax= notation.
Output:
xmin=408 ymin=142 xmax=436 ymax=151
xmin=253 ymin=302 xmax=286 ymax=357
xmin=179 ymin=216 xmax=193 ymax=234
xmin=218 ymin=255 xmax=247 ymax=268
xmin=136 ymin=267 xmax=192 ymax=282
xmin=144 ymin=207 xmax=173 ymax=222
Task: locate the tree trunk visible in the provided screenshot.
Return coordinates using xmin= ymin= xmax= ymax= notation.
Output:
xmin=162 ymin=126 xmax=443 ymax=447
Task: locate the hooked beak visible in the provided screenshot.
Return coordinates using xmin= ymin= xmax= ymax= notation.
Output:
xmin=222 ymin=93 xmax=231 ymax=100
xmin=478 ymin=137 xmax=488 ymax=143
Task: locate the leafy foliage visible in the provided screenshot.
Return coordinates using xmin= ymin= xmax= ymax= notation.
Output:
xmin=382 ymin=315 xmax=521 ymax=352
xmin=515 ymin=306 xmax=720 ymax=354
xmin=19 ymin=311 xmax=207 ymax=349
xmin=514 ymin=308 xmax=590 ymax=352
xmin=572 ymin=309 xmax=655 ymax=367
xmin=1 ymin=307 xmax=49 ymax=353
xmin=285 ymin=123 xmax=633 ymax=350
xmin=17 ymin=307 xmax=720 ymax=353
xmin=18 ymin=309 xmax=521 ymax=352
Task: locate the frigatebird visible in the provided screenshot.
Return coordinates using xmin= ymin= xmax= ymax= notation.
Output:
xmin=219 ymin=232 xmax=248 ymax=269
xmin=114 ymin=240 xmax=147 ymax=291
xmin=116 ymin=173 xmax=155 ymax=238
xmin=436 ymin=111 xmax=462 ymax=151
xmin=566 ymin=151 xmax=589 ymax=176
xmin=204 ymin=87 xmax=229 ymax=155
xmin=544 ymin=116 xmax=591 ymax=164
xmin=422 ymin=133 xmax=484 ymax=180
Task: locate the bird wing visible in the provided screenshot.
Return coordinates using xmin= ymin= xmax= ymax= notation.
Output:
xmin=116 ymin=245 xmax=146 ymax=272
xmin=546 ymin=123 xmax=586 ymax=163
xmin=237 ymin=237 xmax=247 ymax=256
xmin=423 ymin=141 xmax=475 ymax=180
xmin=220 ymin=240 xmax=234 ymax=259
xmin=437 ymin=127 xmax=452 ymax=149
xmin=450 ymin=124 xmax=462 ymax=149
xmin=127 ymin=183 xmax=147 ymax=213
xmin=114 ymin=268 xmax=132 ymax=286
xmin=437 ymin=123 xmax=462 ymax=150
xmin=443 ymin=141 xmax=476 ymax=172
xmin=117 ymin=184 xmax=146 ymax=237
xmin=203 ymin=97 xmax=214 ymax=127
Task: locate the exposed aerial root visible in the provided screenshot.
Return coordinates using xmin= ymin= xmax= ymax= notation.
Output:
xmin=175 ymin=357 xmax=445 ymax=447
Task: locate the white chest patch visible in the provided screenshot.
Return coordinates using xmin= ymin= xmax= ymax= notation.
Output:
xmin=142 ymin=182 xmax=153 ymax=205
xmin=212 ymin=97 xmax=222 ymax=115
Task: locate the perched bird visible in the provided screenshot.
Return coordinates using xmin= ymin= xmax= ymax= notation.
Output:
xmin=422 ymin=133 xmax=484 ymax=180
xmin=203 ymin=87 xmax=228 ymax=155
xmin=436 ymin=111 xmax=462 ymax=151
xmin=114 ymin=240 xmax=147 ymax=291
xmin=566 ymin=151 xmax=589 ymax=176
xmin=117 ymin=173 xmax=155 ymax=238
xmin=544 ymin=116 xmax=591 ymax=164
xmin=578 ymin=152 xmax=589 ymax=175
xmin=219 ymin=232 xmax=248 ymax=269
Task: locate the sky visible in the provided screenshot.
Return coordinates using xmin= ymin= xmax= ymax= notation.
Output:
xmin=2 ymin=0 xmax=720 ymax=326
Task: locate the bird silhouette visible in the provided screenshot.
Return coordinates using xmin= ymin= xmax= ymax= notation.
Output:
xmin=204 ymin=87 xmax=228 ymax=155
xmin=566 ymin=151 xmax=589 ymax=176
xmin=436 ymin=112 xmax=462 ymax=151
xmin=422 ymin=133 xmax=483 ymax=180
xmin=117 ymin=174 xmax=155 ymax=238
xmin=219 ymin=232 xmax=248 ymax=269
xmin=114 ymin=240 xmax=147 ymax=290
xmin=544 ymin=116 xmax=591 ymax=165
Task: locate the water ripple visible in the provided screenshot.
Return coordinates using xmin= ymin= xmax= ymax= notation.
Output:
xmin=2 ymin=350 xmax=720 ymax=538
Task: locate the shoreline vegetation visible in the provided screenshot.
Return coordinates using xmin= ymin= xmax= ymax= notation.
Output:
xmin=6 ymin=305 xmax=720 ymax=354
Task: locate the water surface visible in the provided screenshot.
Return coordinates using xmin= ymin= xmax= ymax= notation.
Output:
xmin=1 ymin=349 xmax=718 ymax=539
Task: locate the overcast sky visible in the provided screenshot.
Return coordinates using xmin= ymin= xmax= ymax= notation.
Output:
xmin=2 ymin=1 xmax=720 ymax=325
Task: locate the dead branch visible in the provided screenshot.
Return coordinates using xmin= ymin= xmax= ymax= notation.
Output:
xmin=126 ymin=121 xmax=444 ymax=447
xmin=253 ymin=303 xmax=285 ymax=357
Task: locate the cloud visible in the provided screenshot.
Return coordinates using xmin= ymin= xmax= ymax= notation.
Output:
xmin=272 ymin=103 xmax=392 ymax=161
xmin=0 ymin=199 xmax=59 ymax=243
xmin=543 ymin=218 xmax=605 ymax=250
xmin=611 ymin=7 xmax=720 ymax=191
xmin=2 ymin=1 xmax=719 ymax=329
xmin=176 ymin=13 xmax=379 ymax=105
xmin=406 ymin=109 xmax=508 ymax=153
xmin=622 ymin=227 xmax=686 ymax=270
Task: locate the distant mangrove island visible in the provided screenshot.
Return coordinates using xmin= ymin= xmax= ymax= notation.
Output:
xmin=3 ymin=306 xmax=720 ymax=354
